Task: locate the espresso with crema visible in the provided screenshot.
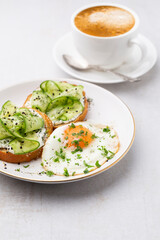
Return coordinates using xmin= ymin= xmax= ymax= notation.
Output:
xmin=74 ymin=6 xmax=135 ymax=37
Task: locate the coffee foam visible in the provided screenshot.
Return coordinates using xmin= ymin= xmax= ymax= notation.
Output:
xmin=74 ymin=6 xmax=135 ymax=37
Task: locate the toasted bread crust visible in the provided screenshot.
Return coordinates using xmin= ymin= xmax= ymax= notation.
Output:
xmin=0 ymin=109 xmax=53 ymax=163
xmin=23 ymin=82 xmax=88 ymax=128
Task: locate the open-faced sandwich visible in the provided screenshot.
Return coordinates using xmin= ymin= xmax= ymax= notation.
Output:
xmin=23 ymin=80 xmax=88 ymax=128
xmin=0 ymin=101 xmax=53 ymax=163
xmin=42 ymin=122 xmax=120 ymax=176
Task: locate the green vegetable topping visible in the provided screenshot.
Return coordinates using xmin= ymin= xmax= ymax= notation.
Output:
xmin=83 ymin=160 xmax=94 ymax=168
xmin=98 ymin=146 xmax=115 ymax=160
xmin=66 ymin=158 xmax=71 ymax=162
xmin=84 ymin=168 xmax=89 ymax=174
xmin=111 ymin=135 xmax=116 ymax=138
xmin=75 ymin=163 xmax=79 ymax=166
xmin=71 ymin=146 xmax=83 ymax=154
xmin=70 ymin=123 xmax=75 ymax=129
xmin=58 ymin=138 xmax=61 ymax=142
xmin=63 ymin=168 xmax=69 ymax=177
xmin=55 ymin=148 xmax=66 ymax=160
xmin=91 ymin=134 xmax=98 ymax=139
xmin=77 ymin=154 xmax=82 ymax=159
xmin=95 ymin=161 xmax=101 ymax=168
xmin=72 ymin=172 xmax=76 ymax=176
xmin=15 ymin=168 xmax=20 ymax=172
xmin=46 ymin=171 xmax=54 ymax=177
xmin=103 ymin=126 xmax=110 ymax=133
xmin=23 ymin=165 xmax=30 ymax=168
xmin=41 ymin=162 xmax=44 ymax=167
xmin=53 ymin=157 xmax=60 ymax=162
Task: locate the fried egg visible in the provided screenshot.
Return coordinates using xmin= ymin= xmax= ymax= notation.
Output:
xmin=42 ymin=122 xmax=120 ymax=176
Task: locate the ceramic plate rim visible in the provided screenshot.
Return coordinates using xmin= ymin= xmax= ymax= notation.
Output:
xmin=0 ymin=78 xmax=135 ymax=183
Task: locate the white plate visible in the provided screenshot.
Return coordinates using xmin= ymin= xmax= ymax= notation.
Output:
xmin=0 ymin=79 xmax=135 ymax=183
xmin=53 ymin=32 xmax=157 ymax=84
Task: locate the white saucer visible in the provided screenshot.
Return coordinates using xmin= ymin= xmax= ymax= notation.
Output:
xmin=53 ymin=32 xmax=157 ymax=84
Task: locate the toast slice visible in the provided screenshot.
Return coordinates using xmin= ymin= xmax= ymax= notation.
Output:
xmin=0 ymin=109 xmax=53 ymax=163
xmin=23 ymin=81 xmax=88 ymax=128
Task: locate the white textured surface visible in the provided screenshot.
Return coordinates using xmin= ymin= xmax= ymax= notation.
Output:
xmin=0 ymin=0 xmax=159 ymax=240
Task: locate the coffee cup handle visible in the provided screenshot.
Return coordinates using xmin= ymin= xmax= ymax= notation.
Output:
xmin=129 ymin=34 xmax=147 ymax=62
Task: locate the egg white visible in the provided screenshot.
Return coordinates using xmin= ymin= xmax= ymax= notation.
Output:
xmin=42 ymin=122 xmax=120 ymax=176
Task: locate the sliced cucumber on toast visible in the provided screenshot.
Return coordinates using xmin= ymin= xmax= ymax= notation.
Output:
xmin=0 ymin=101 xmax=45 ymax=154
xmin=9 ymin=138 xmax=40 ymax=154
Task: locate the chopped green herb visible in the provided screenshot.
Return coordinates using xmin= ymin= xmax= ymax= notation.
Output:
xmin=55 ymin=148 xmax=66 ymax=160
xmin=111 ymin=135 xmax=116 ymax=138
xmin=72 ymin=130 xmax=85 ymax=137
xmin=39 ymin=171 xmax=45 ymax=174
xmin=77 ymin=154 xmax=82 ymax=159
xmin=91 ymin=134 xmax=98 ymax=139
xmin=66 ymin=158 xmax=71 ymax=162
xmin=95 ymin=161 xmax=101 ymax=168
xmin=71 ymin=139 xmax=83 ymax=145
xmin=84 ymin=141 xmax=89 ymax=146
xmin=65 ymin=136 xmax=68 ymax=140
xmin=70 ymin=123 xmax=75 ymax=129
xmin=71 ymin=146 xmax=83 ymax=154
xmin=23 ymin=165 xmax=29 ymax=168
xmin=98 ymin=146 xmax=108 ymax=157
xmin=46 ymin=171 xmax=54 ymax=177
xmin=84 ymin=168 xmax=89 ymax=174
xmin=85 ymin=131 xmax=88 ymax=136
xmin=15 ymin=168 xmax=20 ymax=172
xmin=75 ymin=163 xmax=79 ymax=166
xmin=83 ymin=160 xmax=94 ymax=168
xmin=58 ymin=138 xmax=61 ymax=142
xmin=103 ymin=126 xmax=110 ymax=133
xmin=41 ymin=162 xmax=44 ymax=167
xmin=53 ymin=157 xmax=60 ymax=162
xmin=53 ymin=136 xmax=55 ymax=138
xmin=72 ymin=172 xmax=76 ymax=176
xmin=98 ymin=146 xmax=115 ymax=160
xmin=63 ymin=168 xmax=69 ymax=177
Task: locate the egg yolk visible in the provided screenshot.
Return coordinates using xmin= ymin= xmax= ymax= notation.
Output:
xmin=64 ymin=124 xmax=93 ymax=148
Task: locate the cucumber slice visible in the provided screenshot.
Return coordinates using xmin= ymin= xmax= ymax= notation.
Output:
xmin=0 ymin=100 xmax=18 ymax=118
xmin=9 ymin=138 xmax=40 ymax=154
xmin=46 ymin=96 xmax=75 ymax=112
xmin=1 ymin=116 xmax=25 ymax=138
xmin=56 ymin=82 xmax=74 ymax=91
xmin=40 ymin=81 xmax=48 ymax=92
xmin=45 ymin=80 xmax=61 ymax=99
xmin=30 ymin=90 xmax=51 ymax=112
xmin=60 ymin=85 xmax=84 ymax=100
xmin=46 ymin=96 xmax=83 ymax=122
xmin=58 ymin=101 xmax=84 ymax=121
xmin=0 ymin=119 xmax=14 ymax=140
xmin=18 ymin=108 xmax=44 ymax=133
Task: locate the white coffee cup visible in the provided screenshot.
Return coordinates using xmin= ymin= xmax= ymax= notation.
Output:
xmin=71 ymin=3 xmax=146 ymax=69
